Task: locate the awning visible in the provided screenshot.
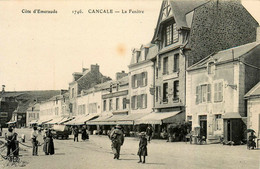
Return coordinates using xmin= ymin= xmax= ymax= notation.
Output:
xmin=86 ymin=115 xmax=113 ymax=125
xmin=37 ymin=118 xmax=53 ymax=125
xmin=58 ymin=117 xmax=74 ymax=124
xmin=65 ymin=114 xmax=98 ymax=125
xmin=29 ymin=120 xmax=38 ymax=124
xmin=135 ymin=111 xmax=183 ymax=125
xmin=46 ymin=117 xmax=65 ymax=125
xmin=222 ymin=113 xmax=242 ymax=119
xmin=117 ymin=113 xmax=147 ymax=125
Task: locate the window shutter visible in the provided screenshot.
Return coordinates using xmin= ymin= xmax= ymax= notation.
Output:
xmin=145 ymin=94 xmax=147 ymax=108
xmin=219 ymin=82 xmax=223 ymax=101
xmin=137 ymin=95 xmax=141 ymax=108
xmin=207 ymin=84 xmax=211 ymax=102
xmin=196 ymin=86 xmax=199 ymax=104
xmin=159 ymin=86 xmax=161 ymax=98
xmin=140 ymin=95 xmax=143 ymax=108
xmin=214 ymin=83 xmax=218 ymax=102
xmin=131 ymin=75 xmax=135 ymax=88
xmin=131 ymin=96 xmax=134 ymax=109
xmin=198 ymin=86 xmax=202 ymax=103
xmin=145 ymin=72 xmax=148 ymax=86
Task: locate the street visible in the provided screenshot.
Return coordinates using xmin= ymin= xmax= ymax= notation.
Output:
xmin=0 ymin=128 xmax=259 ymax=169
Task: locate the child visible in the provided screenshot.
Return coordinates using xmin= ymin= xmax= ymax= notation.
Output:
xmin=137 ymin=132 xmax=148 ymax=163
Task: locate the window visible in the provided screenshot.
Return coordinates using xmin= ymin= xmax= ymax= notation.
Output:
xmin=109 ymin=99 xmax=113 ymax=111
xmin=136 ymin=51 xmax=141 ymax=63
xmin=116 ymin=98 xmax=119 ymax=110
xmin=141 ymin=94 xmax=147 ymax=109
xmin=165 ymin=22 xmax=178 ymax=46
xmin=208 ymin=62 xmax=214 ymax=74
xmin=103 ymin=100 xmax=107 ymax=111
xmin=173 ymin=81 xmax=179 ymax=100
xmin=214 ymin=82 xmax=223 ymax=102
xmin=156 ymin=68 xmax=158 ymax=79
xmin=173 ymin=54 xmax=179 ymax=72
xmin=132 ymin=75 xmax=138 ymax=88
xmin=141 ymin=72 xmax=147 ymax=87
xmin=144 ymin=48 xmax=149 ymax=60
xmin=122 ymin=98 xmax=127 ymax=110
xmin=201 ymin=85 xmax=207 ymax=103
xmin=131 ymin=96 xmax=137 ymax=109
xmin=72 ymin=88 xmax=75 ymax=98
xmin=163 ymin=57 xmax=168 ymax=75
xmin=83 ymin=104 xmax=86 ymax=114
xmin=163 ymin=83 xmax=168 ymax=102
xmin=196 ymin=84 xmax=211 ymax=104
xmin=166 ymin=24 xmax=172 ymax=46
xmin=215 ymin=115 xmax=222 ymax=130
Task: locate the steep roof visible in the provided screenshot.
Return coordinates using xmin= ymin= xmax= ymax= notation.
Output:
xmin=152 ymin=0 xmax=209 ymax=43
xmin=187 ymin=42 xmax=260 ymax=71
xmin=245 ymin=82 xmax=260 ymax=98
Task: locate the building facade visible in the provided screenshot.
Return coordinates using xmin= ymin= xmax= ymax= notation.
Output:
xmin=26 ymin=103 xmax=40 ymax=127
xmin=69 ymin=64 xmax=111 ymax=116
xmin=128 ymin=44 xmax=157 ymax=115
xmin=186 ymin=42 xmax=260 ymax=143
xmin=245 ymin=82 xmax=260 ymax=138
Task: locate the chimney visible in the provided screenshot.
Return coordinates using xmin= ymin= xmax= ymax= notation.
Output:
xmin=91 ymin=64 xmax=100 ymax=73
xmin=257 ymin=26 xmax=260 ymax=42
xmin=82 ymin=68 xmax=88 ymax=73
xmin=2 ymin=85 xmax=5 ymax=94
xmin=116 ymin=71 xmax=128 ymax=80
xmin=60 ymin=89 xmax=68 ymax=95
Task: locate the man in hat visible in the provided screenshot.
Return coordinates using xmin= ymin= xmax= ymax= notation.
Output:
xmin=109 ymin=125 xmax=124 ymax=159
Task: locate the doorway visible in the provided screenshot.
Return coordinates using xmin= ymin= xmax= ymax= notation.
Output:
xmin=199 ymin=115 xmax=207 ymax=139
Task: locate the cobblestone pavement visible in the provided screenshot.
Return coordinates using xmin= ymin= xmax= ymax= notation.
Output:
xmin=0 ymin=128 xmax=259 ymax=169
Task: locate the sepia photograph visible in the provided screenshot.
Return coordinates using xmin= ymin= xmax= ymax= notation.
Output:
xmin=0 ymin=0 xmax=260 ymax=168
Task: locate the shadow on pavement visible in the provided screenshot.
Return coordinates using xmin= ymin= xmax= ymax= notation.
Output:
xmin=145 ymin=162 xmax=165 ymax=165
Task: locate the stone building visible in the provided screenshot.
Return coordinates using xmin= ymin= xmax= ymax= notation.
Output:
xmin=69 ymin=64 xmax=111 ymax=116
xmin=148 ymin=0 xmax=259 ymax=137
xmin=245 ymin=82 xmax=260 ymax=138
xmin=186 ymin=42 xmax=260 ymax=144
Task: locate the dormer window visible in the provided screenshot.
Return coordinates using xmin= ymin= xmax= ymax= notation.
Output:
xmin=136 ymin=51 xmax=141 ymax=63
xmin=208 ymin=62 xmax=215 ymax=74
xmin=165 ymin=21 xmax=178 ymax=46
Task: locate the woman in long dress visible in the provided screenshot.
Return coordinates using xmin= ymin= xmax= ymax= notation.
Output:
xmin=43 ymin=129 xmax=55 ymax=155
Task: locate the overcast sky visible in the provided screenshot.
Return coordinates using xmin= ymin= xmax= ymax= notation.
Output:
xmin=0 ymin=0 xmax=259 ymax=91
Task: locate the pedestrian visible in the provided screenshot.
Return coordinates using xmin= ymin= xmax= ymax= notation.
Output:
xmin=146 ymin=124 xmax=153 ymax=143
xmin=5 ymin=127 xmax=18 ymax=158
xmin=43 ymin=129 xmax=55 ymax=155
xmin=73 ymin=126 xmax=79 ymax=142
xmin=137 ymin=132 xmax=148 ymax=164
xmin=109 ymin=125 xmax=124 ymax=159
xmin=31 ymin=126 xmax=38 ymax=156
xmin=81 ymin=126 xmax=89 ymax=141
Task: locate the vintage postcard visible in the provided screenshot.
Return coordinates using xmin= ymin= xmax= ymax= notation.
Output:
xmin=0 ymin=0 xmax=260 ymax=169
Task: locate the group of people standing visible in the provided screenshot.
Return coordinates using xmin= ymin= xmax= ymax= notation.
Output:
xmin=30 ymin=126 xmax=55 ymax=156
xmin=109 ymin=124 xmax=152 ymax=164
xmin=72 ymin=126 xmax=89 ymax=142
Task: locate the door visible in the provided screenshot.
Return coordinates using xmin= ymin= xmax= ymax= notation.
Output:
xmin=200 ymin=120 xmax=207 ymax=139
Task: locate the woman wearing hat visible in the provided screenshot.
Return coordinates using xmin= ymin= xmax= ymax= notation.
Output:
xmin=137 ymin=132 xmax=148 ymax=163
